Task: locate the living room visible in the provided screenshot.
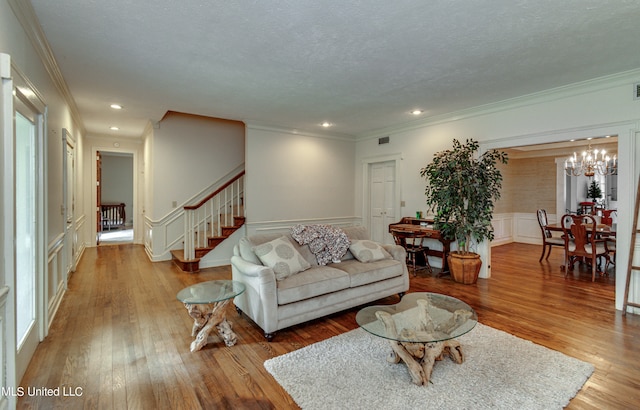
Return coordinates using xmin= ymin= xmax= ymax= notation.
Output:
xmin=2 ymin=1 xmax=640 ymax=409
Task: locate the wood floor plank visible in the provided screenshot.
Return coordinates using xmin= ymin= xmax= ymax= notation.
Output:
xmin=17 ymin=242 xmax=640 ymax=409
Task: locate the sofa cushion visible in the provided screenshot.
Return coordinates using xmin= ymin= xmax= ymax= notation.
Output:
xmin=276 ymin=266 xmax=350 ymax=305
xmin=348 ymin=240 xmax=392 ymax=263
xmin=254 ymin=236 xmax=311 ymax=281
xmin=342 ymin=225 xmax=371 ymax=240
xmin=238 ymin=237 xmax=262 ymax=265
xmin=340 ymin=226 xmax=371 ymax=260
xmin=244 ymin=233 xmax=319 ymax=267
xmin=331 ymin=258 xmax=403 ymax=287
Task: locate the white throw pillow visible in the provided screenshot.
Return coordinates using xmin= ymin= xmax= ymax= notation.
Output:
xmin=254 ymin=236 xmax=311 ymax=280
xmin=349 ymin=240 xmax=391 ymax=263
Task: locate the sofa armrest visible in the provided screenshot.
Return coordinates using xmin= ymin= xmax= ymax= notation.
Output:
xmin=230 ymin=255 xmax=279 ymax=335
xmin=231 ymin=255 xmax=274 ymax=280
xmin=382 ymin=244 xmax=406 ymax=262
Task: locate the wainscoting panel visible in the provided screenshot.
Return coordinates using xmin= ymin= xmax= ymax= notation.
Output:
xmin=491 ymin=213 xmax=514 ymax=246
xmin=245 ymin=217 xmax=362 ymax=237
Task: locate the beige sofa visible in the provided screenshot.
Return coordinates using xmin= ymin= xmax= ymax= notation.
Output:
xmin=231 ymin=225 xmax=409 ymax=340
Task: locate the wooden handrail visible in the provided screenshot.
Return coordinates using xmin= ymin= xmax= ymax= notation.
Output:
xmin=184 ymin=171 xmax=245 ymax=211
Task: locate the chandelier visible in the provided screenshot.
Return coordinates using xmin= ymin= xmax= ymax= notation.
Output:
xmin=564 ymin=142 xmax=617 ymax=177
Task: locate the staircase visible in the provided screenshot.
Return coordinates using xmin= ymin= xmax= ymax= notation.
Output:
xmin=171 ymin=171 xmax=245 ymax=272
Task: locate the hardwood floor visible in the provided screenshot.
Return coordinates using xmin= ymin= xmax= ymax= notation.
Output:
xmin=18 ymin=243 xmax=640 ymax=409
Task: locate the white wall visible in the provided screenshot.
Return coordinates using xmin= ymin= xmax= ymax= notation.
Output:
xmin=244 ymin=125 xmax=356 ymax=230
xmin=0 ymin=0 xmax=86 ymax=400
xmin=149 ymin=112 xmax=245 ymax=220
xmin=355 ymin=70 xmax=640 ymax=311
xmin=142 ymin=113 xmax=245 ymax=261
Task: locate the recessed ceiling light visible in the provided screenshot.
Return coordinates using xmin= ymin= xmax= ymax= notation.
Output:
xmin=110 ymin=104 xmax=122 ymax=109
xmin=110 ymin=126 xmax=120 ymax=131
xmin=410 ymin=109 xmax=423 ymax=115
xmin=321 ymin=122 xmax=332 ymax=128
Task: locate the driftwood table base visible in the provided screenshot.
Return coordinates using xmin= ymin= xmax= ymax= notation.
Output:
xmin=384 ymin=338 xmax=464 ymax=386
xmin=184 ymin=299 xmax=238 ymax=352
xmin=375 ymin=298 xmax=470 ymax=386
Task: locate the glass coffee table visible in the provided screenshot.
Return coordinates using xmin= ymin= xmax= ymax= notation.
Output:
xmin=356 ymin=292 xmax=477 ymax=386
xmin=177 ymin=280 xmax=246 ymax=352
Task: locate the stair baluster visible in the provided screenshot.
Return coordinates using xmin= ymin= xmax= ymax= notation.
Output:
xmin=177 ymin=171 xmax=245 ymax=271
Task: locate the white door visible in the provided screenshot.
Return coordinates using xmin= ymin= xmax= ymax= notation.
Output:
xmin=11 ymin=64 xmax=46 ymax=384
xmin=63 ymin=132 xmax=76 ymax=277
xmin=14 ymin=105 xmax=41 ymax=381
xmin=369 ymin=160 xmax=397 ymax=244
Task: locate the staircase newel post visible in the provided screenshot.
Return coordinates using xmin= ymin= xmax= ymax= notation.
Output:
xmin=184 ymin=208 xmax=195 ymax=260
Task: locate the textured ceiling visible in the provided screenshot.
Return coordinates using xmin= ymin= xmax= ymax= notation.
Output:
xmin=29 ymin=0 xmax=640 ymax=139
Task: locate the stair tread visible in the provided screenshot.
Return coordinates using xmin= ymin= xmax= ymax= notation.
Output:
xmin=170 ymin=249 xmax=200 ymax=263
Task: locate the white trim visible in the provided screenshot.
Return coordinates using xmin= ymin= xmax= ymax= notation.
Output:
xmin=7 ymin=0 xmax=85 ymax=135
xmin=9 ymin=57 xmax=48 ymax=389
xmin=357 ymin=68 xmax=640 ymax=140
xmin=245 ymin=216 xmax=361 ymax=237
xmin=480 ymin=121 xmax=639 ymax=310
xmin=91 ymin=145 xmax=140 ymax=246
xmin=360 ymin=153 xmax=403 ymax=242
xmin=245 ymin=122 xmax=356 ymax=142
xmin=0 ymin=52 xmax=16 ymax=410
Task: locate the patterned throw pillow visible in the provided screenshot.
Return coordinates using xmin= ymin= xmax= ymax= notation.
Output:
xmin=254 ymin=236 xmax=311 ymax=280
xmin=348 ymin=240 xmax=391 ymax=263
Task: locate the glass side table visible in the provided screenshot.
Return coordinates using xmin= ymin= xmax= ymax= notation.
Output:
xmin=356 ymin=292 xmax=477 ymax=385
xmin=177 ymin=280 xmax=246 ymax=352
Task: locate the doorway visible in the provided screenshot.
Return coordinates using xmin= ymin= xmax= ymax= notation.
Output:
xmin=12 ymin=69 xmax=46 ymax=384
xmin=97 ymin=151 xmax=134 ymax=245
xmin=63 ymin=129 xmax=76 ymax=276
xmin=363 ymin=156 xmax=401 ymax=244
xmin=483 ymin=129 xmax=633 ymax=309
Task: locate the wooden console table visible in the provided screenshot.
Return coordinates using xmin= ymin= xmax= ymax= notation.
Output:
xmin=389 ymin=217 xmax=452 ymax=273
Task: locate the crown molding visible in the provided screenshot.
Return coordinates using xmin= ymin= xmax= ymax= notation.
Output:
xmin=8 ymin=0 xmax=85 ymax=135
xmin=245 ymin=121 xmax=357 ymax=142
xmin=356 ymin=68 xmax=640 ymax=141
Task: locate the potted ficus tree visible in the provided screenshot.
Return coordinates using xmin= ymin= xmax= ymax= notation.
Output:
xmin=419 ymin=139 xmax=508 ymax=284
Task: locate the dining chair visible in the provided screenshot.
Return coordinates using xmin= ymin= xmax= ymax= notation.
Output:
xmin=536 ymin=209 xmax=565 ymax=262
xmin=390 ymin=229 xmax=433 ymax=276
xmin=561 ymin=214 xmax=608 ymax=282
xmin=604 ymin=237 xmax=616 ymax=272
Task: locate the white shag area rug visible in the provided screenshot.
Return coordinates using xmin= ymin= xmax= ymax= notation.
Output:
xmin=264 ymin=324 xmax=594 ymax=410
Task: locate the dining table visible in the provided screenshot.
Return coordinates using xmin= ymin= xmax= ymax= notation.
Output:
xmin=546 ymin=222 xmax=616 ymax=237
xmin=545 ymin=221 xmax=616 ymax=274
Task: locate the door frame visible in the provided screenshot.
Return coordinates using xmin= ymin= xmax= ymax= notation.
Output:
xmin=361 ymin=153 xmax=402 ymax=242
xmin=1 ymin=52 xmax=17 ymax=410
xmin=91 ymin=146 xmax=139 ymax=246
xmin=62 ymin=128 xmax=76 ymax=279
xmin=2 ymin=56 xmax=47 ymax=390
xmin=480 ymin=122 xmax=637 ymax=307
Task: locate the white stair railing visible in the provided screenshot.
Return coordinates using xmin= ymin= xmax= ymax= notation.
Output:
xmin=183 ymin=172 xmax=245 ymax=260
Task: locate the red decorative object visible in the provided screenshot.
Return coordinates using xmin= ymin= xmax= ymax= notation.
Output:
xmin=601 ymin=209 xmax=615 ymax=226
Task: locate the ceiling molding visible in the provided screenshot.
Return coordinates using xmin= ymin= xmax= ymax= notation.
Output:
xmin=245 ymin=121 xmax=357 ymax=142
xmin=8 ymin=0 xmax=85 ymax=135
xmin=356 ymin=68 xmax=640 ymax=141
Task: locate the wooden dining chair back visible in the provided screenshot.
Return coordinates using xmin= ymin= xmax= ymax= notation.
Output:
xmin=536 ymin=209 xmax=565 ymax=262
xmin=561 ymin=214 xmax=608 ymax=281
xmin=390 ymin=229 xmax=433 ymax=276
